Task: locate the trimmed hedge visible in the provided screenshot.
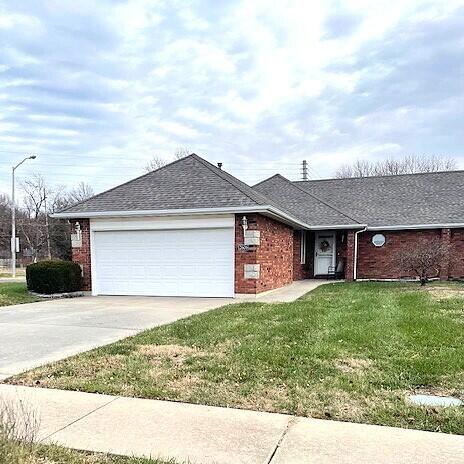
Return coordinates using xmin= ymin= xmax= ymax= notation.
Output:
xmin=26 ymin=260 xmax=83 ymax=294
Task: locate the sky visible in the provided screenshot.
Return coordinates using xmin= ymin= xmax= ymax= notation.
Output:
xmin=0 ymin=0 xmax=463 ymax=197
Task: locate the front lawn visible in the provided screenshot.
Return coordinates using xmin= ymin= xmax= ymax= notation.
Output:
xmin=8 ymin=282 xmax=464 ymax=434
xmin=0 ymin=283 xmax=42 ymax=307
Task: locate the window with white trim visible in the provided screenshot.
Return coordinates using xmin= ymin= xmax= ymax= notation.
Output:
xmin=300 ymin=230 xmax=307 ymax=264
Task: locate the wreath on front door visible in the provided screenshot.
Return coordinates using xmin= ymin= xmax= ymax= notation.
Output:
xmin=319 ymin=240 xmax=330 ymax=252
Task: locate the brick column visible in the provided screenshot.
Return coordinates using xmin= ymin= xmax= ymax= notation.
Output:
xmin=439 ymin=228 xmax=451 ymax=280
xmin=234 ymin=215 xmax=258 ymax=294
xmin=345 ymin=230 xmax=355 ymax=282
xmin=71 ymin=218 xmax=91 ymax=291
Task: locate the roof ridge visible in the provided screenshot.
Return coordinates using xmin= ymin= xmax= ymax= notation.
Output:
xmin=191 ymin=154 xmax=273 ymax=206
xmin=295 ymin=169 xmax=464 ymax=183
xmin=58 ymin=154 xmax=196 ymax=214
xmin=252 ymin=174 xmax=281 ymax=188
xmin=254 ymin=174 xmax=361 ymax=224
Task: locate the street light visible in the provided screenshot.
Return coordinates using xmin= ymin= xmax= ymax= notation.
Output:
xmin=11 ymin=155 xmax=37 ymax=278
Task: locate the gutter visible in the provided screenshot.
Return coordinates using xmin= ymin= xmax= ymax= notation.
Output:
xmin=51 ymin=205 xmax=313 ymax=230
xmin=50 ymin=206 xmax=265 ymax=219
xmin=50 ymin=205 xmax=368 ymax=232
xmin=353 ymin=226 xmax=368 ymax=281
xmin=367 ymin=223 xmax=464 ymax=231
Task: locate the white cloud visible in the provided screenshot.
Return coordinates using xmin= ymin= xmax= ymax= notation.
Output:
xmin=0 ymin=0 xmax=462 ymax=193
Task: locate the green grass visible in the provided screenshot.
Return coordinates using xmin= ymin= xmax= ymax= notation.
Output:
xmin=0 ymin=283 xmax=42 ymax=307
xmin=8 ymin=282 xmax=464 ymax=434
xmin=1 ymin=440 xmax=179 ymax=463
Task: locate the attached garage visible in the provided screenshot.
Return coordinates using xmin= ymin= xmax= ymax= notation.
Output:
xmin=90 ymin=216 xmax=235 ymax=298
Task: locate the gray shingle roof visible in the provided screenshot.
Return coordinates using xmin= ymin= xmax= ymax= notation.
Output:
xmin=253 ymin=174 xmax=361 ymax=227
xmin=58 ymin=153 xmax=464 ymax=229
xmin=294 ymin=170 xmax=464 ymax=227
xmin=60 ymin=154 xmax=275 ymax=214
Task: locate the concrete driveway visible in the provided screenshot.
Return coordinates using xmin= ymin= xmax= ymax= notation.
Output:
xmin=0 ymin=296 xmax=233 ymax=379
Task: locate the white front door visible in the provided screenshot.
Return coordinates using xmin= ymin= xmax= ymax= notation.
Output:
xmin=314 ymin=233 xmax=336 ymax=275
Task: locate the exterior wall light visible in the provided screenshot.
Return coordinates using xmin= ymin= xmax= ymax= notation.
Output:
xmin=241 ymin=216 xmax=248 ymax=232
xmin=71 ymin=221 xmax=82 ymax=248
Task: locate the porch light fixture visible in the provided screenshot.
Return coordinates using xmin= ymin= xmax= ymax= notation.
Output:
xmin=74 ymin=221 xmax=81 ymax=238
xmin=241 ymin=216 xmax=248 ymax=232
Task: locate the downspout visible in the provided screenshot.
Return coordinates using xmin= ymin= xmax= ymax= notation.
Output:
xmin=353 ymin=227 xmax=367 ymax=281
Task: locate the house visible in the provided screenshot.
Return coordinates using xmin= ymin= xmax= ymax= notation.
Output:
xmin=52 ymin=154 xmax=464 ymax=297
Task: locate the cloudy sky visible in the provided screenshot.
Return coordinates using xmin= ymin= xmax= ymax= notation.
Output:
xmin=0 ymin=0 xmax=463 ymax=196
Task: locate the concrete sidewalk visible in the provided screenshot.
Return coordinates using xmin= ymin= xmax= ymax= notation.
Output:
xmin=0 ymin=385 xmax=462 ymax=464
xmin=238 ymin=279 xmax=336 ymax=303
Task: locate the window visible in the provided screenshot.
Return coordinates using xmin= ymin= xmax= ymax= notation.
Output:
xmin=372 ymin=233 xmax=386 ymax=247
xmin=300 ymin=230 xmax=307 ymax=264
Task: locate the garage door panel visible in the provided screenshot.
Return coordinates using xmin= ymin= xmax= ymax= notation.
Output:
xmin=93 ymin=228 xmax=234 ymax=297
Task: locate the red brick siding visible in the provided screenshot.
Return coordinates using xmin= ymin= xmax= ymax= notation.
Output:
xmin=235 ymin=214 xmax=294 ymax=294
xmin=345 ymin=230 xmax=355 ymax=281
xmin=335 ymin=231 xmax=348 ymax=279
xmin=439 ymin=228 xmax=451 ymax=279
xmin=450 ymin=229 xmax=464 ymax=279
xmin=293 ymin=231 xmax=313 ymax=280
xmin=71 ymin=218 xmax=91 ymax=291
xmin=256 ymin=215 xmax=293 ymax=292
xmin=357 ymin=229 xmax=441 ymax=279
xmin=234 ymin=215 xmax=258 ymax=294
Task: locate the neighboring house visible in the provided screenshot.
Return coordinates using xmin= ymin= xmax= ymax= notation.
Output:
xmin=52 ymin=154 xmax=464 ymax=297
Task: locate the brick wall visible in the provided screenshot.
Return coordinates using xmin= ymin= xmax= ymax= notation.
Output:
xmin=235 ymin=215 xmax=258 ymax=294
xmin=71 ymin=218 xmax=91 ymax=291
xmin=357 ymin=229 xmax=442 ymax=279
xmin=293 ymin=231 xmax=313 ymax=280
xmin=345 ymin=230 xmax=355 ymax=281
xmin=450 ymin=229 xmax=464 ymax=279
xmin=235 ymin=214 xmax=294 ymax=294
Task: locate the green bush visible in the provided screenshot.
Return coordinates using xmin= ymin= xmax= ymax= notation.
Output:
xmin=26 ymin=260 xmax=82 ymax=294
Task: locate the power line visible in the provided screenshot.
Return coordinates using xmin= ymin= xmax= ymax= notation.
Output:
xmin=0 ymin=148 xmax=302 ymax=166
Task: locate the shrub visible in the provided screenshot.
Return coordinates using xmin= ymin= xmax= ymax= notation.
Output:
xmin=26 ymin=260 xmax=82 ymax=294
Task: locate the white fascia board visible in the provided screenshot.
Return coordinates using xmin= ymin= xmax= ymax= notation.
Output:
xmin=51 ymin=206 xmax=266 ymax=219
xmin=262 ymin=207 xmax=366 ymax=230
xmin=305 ymin=224 xmax=367 ymax=230
xmin=51 ymin=205 xmax=309 ymax=229
xmin=51 ymin=205 xmax=369 ymax=231
xmin=368 ymin=223 xmax=464 ymax=231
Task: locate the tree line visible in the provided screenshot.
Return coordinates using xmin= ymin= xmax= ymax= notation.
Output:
xmin=0 ymin=178 xmax=94 ymax=264
xmin=335 ymin=154 xmax=457 ymax=178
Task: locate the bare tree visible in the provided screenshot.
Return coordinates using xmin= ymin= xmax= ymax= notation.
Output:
xmin=19 ymin=174 xmax=51 ymax=261
xmin=335 ymin=155 xmax=457 ymax=178
xmin=394 ymin=237 xmax=449 ymax=285
xmin=67 ymin=182 xmax=94 ymax=204
xmin=0 ymin=194 xmax=10 ymax=254
xmin=144 ymin=147 xmax=191 ymax=172
xmin=145 ymin=156 xmax=167 ymax=172
xmin=173 ymin=147 xmax=190 ymax=160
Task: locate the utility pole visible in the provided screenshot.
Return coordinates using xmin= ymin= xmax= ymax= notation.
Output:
xmin=11 ymin=155 xmax=37 ymax=277
xmin=44 ymin=194 xmax=52 ymax=260
xmin=302 ymin=160 xmax=308 ymax=180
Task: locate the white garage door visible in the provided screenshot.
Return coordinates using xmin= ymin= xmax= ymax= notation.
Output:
xmin=93 ymin=228 xmax=234 ymax=297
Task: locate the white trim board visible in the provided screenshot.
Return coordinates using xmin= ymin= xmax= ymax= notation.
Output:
xmin=368 ymin=223 xmax=464 ymax=231
xmin=51 ymin=205 xmax=367 ymax=231
xmin=89 ymin=214 xmax=234 ymax=232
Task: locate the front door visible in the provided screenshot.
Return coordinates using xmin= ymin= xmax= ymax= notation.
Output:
xmin=314 ymin=232 xmax=336 ymax=275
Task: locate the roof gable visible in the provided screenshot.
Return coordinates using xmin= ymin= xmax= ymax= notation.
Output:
xmin=253 ymin=174 xmax=361 ymax=227
xmin=60 ymin=154 xmax=273 ymax=214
